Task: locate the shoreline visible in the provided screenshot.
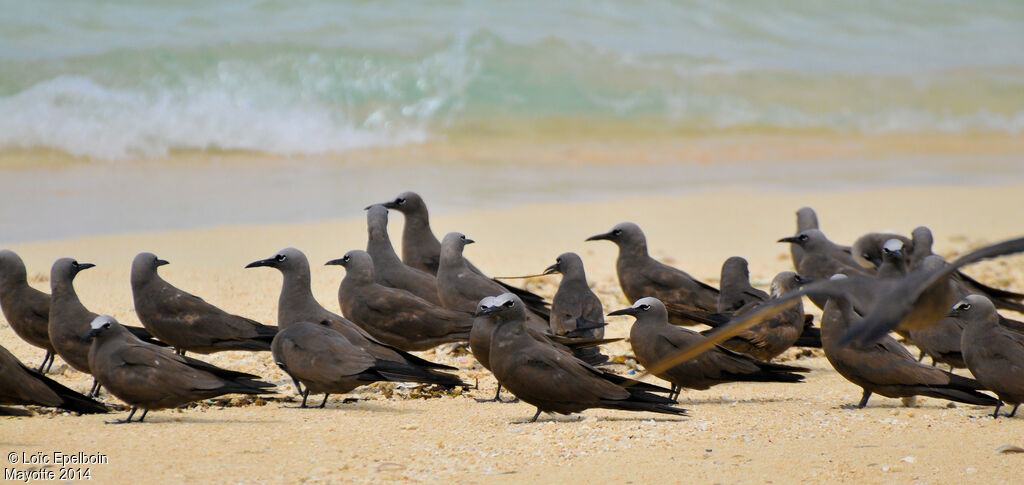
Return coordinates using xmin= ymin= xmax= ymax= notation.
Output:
xmin=4 ymin=185 xmax=1024 ymax=483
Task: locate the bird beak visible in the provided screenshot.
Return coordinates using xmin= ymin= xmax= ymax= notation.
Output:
xmin=777 ymin=236 xmax=800 ymax=244
xmin=574 ymin=319 xmax=608 ymax=331
xmin=473 ymin=306 xmax=499 ymax=317
xmin=324 ymin=258 xmax=345 ymax=266
xmin=381 ymin=200 xmax=399 ymax=209
xmin=586 ymin=231 xmax=614 ymax=242
xmin=542 ymin=263 xmax=560 ymax=275
xmin=795 ymin=276 xmax=816 ymax=286
xmin=245 ymin=258 xmax=274 ymax=269
xmin=77 ymin=263 xmax=96 ymax=271
xmin=608 ymin=307 xmax=640 ymax=317
xmin=85 ymin=328 xmax=102 ymax=339
xmin=155 ymin=259 xmax=170 ymax=267
xmin=464 ymin=238 xmax=475 ymax=245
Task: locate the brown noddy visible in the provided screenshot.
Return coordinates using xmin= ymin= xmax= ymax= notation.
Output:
xmin=481 ymin=293 xmax=685 ymax=422
xmin=909 ymin=226 xmax=1024 ymax=312
xmin=790 ymin=207 xmax=856 ymax=270
xmin=325 ymin=249 xmax=472 ymax=351
xmin=637 ymin=235 xmax=1024 ymax=374
xmin=48 ymin=257 xmax=164 ymax=397
xmin=851 ymin=232 xmax=913 ymax=269
xmin=611 ymin=298 xmax=807 ymax=401
xmin=436 ymin=232 xmax=549 ymax=329
xmin=0 ymin=250 xmax=57 ymax=373
xmin=543 ymin=252 xmax=612 ymax=365
xmin=819 ymin=276 xmax=998 ymax=408
xmin=0 ymin=343 xmax=107 ymax=415
xmin=686 ymin=272 xmax=818 ymax=361
xmin=246 ymin=248 xmax=465 ymax=399
xmin=364 ymin=204 xmax=442 ymax=305
xmin=586 ymin=222 xmax=719 ymax=323
xmin=779 ymin=229 xmax=871 ymax=309
xmin=950 ymin=295 xmax=1024 ymax=418
xmin=86 ymin=315 xmax=274 ymax=423
xmin=376 ymin=191 xmax=552 ymax=308
xmin=131 ymin=252 xmax=277 ymax=356
xmin=716 ymin=256 xmax=769 ymax=313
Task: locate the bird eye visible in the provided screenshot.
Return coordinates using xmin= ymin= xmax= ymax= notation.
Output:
xmin=798 ymin=234 xmax=808 ymax=241
xmin=957 ymin=303 xmax=971 ymax=312
xmin=460 ymin=235 xmax=466 ymax=240
xmin=102 ymin=323 xmax=110 ymax=329
xmin=71 ymin=261 xmax=79 ymax=267
xmin=275 ymin=254 xmax=286 ymax=262
xmin=794 ymin=275 xmax=803 ymax=283
xmin=342 ymin=255 xmax=350 ymax=262
xmin=397 ymin=198 xmax=406 ymax=205
xmin=639 ymin=304 xmax=650 ymax=311
xmin=612 ymin=229 xmax=622 ymax=236
xmin=503 ymin=300 xmax=514 ymax=307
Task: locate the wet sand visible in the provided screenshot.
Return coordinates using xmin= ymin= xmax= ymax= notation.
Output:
xmin=3 ymin=183 xmax=1024 ymax=483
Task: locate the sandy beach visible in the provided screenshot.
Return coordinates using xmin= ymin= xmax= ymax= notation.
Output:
xmin=3 ymin=183 xmax=1024 ymax=483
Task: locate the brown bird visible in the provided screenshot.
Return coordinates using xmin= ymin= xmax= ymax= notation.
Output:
xmin=246 ymin=247 xmax=465 ymax=404
xmin=0 ymin=250 xmax=56 ymax=373
xmin=481 ymin=293 xmax=685 ymax=423
xmin=364 ymin=204 xmax=442 ymax=305
xmin=587 ymin=222 xmax=718 ymax=323
xmin=611 ymin=298 xmax=807 ymax=401
xmin=0 ymin=343 xmax=107 ymax=416
xmin=131 ymin=252 xmax=277 ymax=356
xmin=639 ymin=235 xmax=1024 ymax=375
xmin=779 ymin=229 xmax=871 ymax=309
xmin=820 ymin=276 xmax=998 ymax=409
xmin=950 ymin=295 xmax=1024 ymax=418
xmin=543 ymin=252 xmax=612 ymax=365
xmin=789 ymin=207 xmax=856 ymax=270
xmin=326 ymin=250 xmax=472 ymax=351
xmin=49 ymin=257 xmax=164 ymax=397
xmin=436 ymin=232 xmax=549 ymax=328
xmin=376 ymin=191 xmax=552 ymax=308
xmin=86 ymin=315 xmax=275 ymax=423
xmin=470 ymin=295 xmax=621 ymax=403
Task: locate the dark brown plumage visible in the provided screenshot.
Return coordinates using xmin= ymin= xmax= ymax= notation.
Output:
xmin=587 ymin=222 xmax=719 ymax=324
xmin=612 ymin=298 xmax=807 ymax=400
xmin=86 ymin=315 xmax=274 ymax=423
xmin=952 ymin=295 xmax=1024 ymax=418
xmin=0 ymin=343 xmax=107 ymax=415
xmin=779 ymin=229 xmax=871 ymax=309
xmin=545 ymin=252 xmax=610 ymax=365
xmin=246 ymin=248 xmax=465 ymax=404
xmin=483 ymin=294 xmax=685 ymax=423
xmin=0 ymin=249 xmax=56 ymax=373
xmin=327 ymin=249 xmax=472 ymax=351
xmin=436 ymin=232 xmax=549 ymax=329
xmin=131 ymin=252 xmax=277 ymax=356
xmin=364 ymin=204 xmax=442 ymax=305
xmin=819 ymin=283 xmax=997 ymax=408
xmin=48 ymin=257 xmax=164 ymax=396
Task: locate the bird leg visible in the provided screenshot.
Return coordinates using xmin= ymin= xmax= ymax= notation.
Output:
xmin=107 ymin=407 xmax=137 ymax=425
xmin=529 ymin=408 xmax=542 ymax=423
xmin=138 ymin=409 xmax=149 ymax=422
xmin=1010 ymin=404 xmax=1020 ymax=418
xmin=37 ymin=351 xmax=53 ymax=373
xmin=319 ymin=394 xmax=330 ymax=408
xmin=992 ymin=402 xmax=1003 ymax=418
xmin=300 ymin=390 xmax=310 ymax=408
xmin=176 ymin=348 xmax=186 ymax=357
xmin=917 ymin=350 xmax=925 ymax=362
xmin=89 ymin=379 xmax=102 ymax=397
xmin=475 ymin=384 xmax=518 ymax=403
xmin=857 ymin=389 xmax=872 ymax=408
xmin=45 ymin=352 xmax=55 ymax=373
xmin=288 ymin=375 xmax=304 ymax=396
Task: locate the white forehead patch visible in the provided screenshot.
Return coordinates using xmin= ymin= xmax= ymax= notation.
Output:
xmin=633 ymin=297 xmax=659 ymax=307
xmin=493 ymin=293 xmax=516 ymax=306
xmin=90 ymin=315 xmax=114 ymax=329
xmin=883 ymin=239 xmax=904 ymax=252
xmin=477 ymin=296 xmax=496 ymax=309
xmin=829 ymin=274 xmax=848 ymax=281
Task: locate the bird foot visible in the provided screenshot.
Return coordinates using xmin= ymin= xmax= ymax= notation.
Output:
xmin=104 ymin=419 xmax=135 ymax=425
xmin=474 ymin=397 xmax=519 ymax=404
xmin=342 ymin=398 xmax=358 ymax=404
xmin=839 ymin=404 xmax=863 ymax=410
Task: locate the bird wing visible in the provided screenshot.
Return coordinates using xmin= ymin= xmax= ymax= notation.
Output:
xmin=513 ymin=344 xmax=629 ymax=402
xmin=154 ymin=285 xmax=270 ymax=338
xmin=113 ymin=344 xmax=227 ymax=394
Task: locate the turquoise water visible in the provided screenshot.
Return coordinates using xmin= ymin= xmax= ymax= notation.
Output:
xmin=2 ymin=1 xmax=1023 ymax=160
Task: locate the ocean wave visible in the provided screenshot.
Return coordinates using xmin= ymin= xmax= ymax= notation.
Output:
xmin=2 ymin=21 xmax=1024 ymax=160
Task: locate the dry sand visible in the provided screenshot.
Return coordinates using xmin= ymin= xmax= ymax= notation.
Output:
xmin=3 ymin=183 xmax=1024 ymax=483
